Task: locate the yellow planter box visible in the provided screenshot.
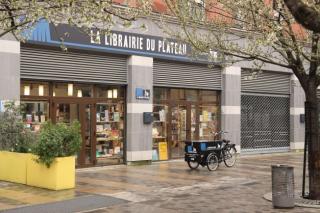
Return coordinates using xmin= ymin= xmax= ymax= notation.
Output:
xmin=27 ymin=155 xmax=76 ymax=190
xmin=0 ymin=151 xmax=30 ymax=184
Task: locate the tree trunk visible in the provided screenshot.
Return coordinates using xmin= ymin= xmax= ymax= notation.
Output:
xmin=305 ymin=82 xmax=320 ymax=200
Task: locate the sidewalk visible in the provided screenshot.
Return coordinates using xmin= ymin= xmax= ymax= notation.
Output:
xmin=0 ymin=152 xmax=318 ymax=213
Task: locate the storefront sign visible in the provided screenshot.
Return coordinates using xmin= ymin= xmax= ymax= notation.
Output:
xmin=25 ymin=20 xmax=223 ymax=63
xmin=158 ymin=142 xmax=168 ymax=161
xmin=135 ymin=88 xmax=150 ymax=100
xmin=49 ymin=23 xmax=192 ymax=59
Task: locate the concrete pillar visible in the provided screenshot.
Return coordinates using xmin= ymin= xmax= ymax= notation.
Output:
xmin=221 ymin=66 xmax=241 ymax=152
xmin=290 ymin=75 xmax=305 ymax=150
xmin=126 ymin=55 xmax=153 ymax=164
xmin=0 ymin=38 xmax=20 ymax=104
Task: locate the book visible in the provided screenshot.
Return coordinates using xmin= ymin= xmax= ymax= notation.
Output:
xmin=159 ymin=109 xmax=166 ymax=122
xmin=26 ymin=114 xmax=32 ymax=124
xmin=104 ymin=110 xmax=109 ymax=121
xmin=113 ymin=112 xmax=120 ymax=122
xmin=34 ymin=115 xmax=39 ymax=123
xmin=96 ymin=125 xmax=104 ymax=132
xmin=40 ymin=115 xmax=46 ymax=123
xmin=114 ymin=146 xmax=121 ymax=154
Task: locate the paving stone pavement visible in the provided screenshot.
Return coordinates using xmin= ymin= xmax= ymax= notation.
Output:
xmin=1 ymin=152 xmax=319 ymax=212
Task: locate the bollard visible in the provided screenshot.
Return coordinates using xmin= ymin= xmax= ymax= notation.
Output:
xmin=271 ymin=165 xmax=295 ymax=208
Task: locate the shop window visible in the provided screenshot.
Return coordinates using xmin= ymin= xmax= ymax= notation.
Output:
xmin=96 ymin=86 xmax=125 ymax=99
xmin=199 ymin=105 xmax=219 ymax=140
xmin=170 ymin=88 xmax=199 ymax=101
xmin=200 ymin=90 xmax=218 ymax=102
xmin=170 ymin=89 xmax=185 ymax=100
xmin=53 ymin=83 xmax=92 ymax=97
xmin=152 ymin=104 xmax=168 ymax=161
xmin=154 ymin=87 xmax=168 ymax=101
xmin=21 ymin=101 xmax=49 ymax=132
xmin=21 ymin=82 xmax=49 ymax=96
xmin=55 ymin=103 xmax=79 ymax=123
xmin=185 ymin=89 xmax=198 ymax=101
xmin=95 ymin=102 xmax=125 ymax=165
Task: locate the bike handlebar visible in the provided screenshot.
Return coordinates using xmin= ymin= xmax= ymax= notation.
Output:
xmin=211 ymin=131 xmax=229 ymax=136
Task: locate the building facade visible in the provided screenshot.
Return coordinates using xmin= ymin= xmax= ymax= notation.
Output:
xmin=0 ymin=19 xmax=305 ymax=167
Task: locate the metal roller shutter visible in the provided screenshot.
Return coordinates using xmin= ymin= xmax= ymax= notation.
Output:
xmin=21 ymin=47 xmax=127 ymax=84
xmin=241 ymin=70 xmax=291 ymax=94
xmin=153 ymin=60 xmax=222 ymax=90
xmin=241 ymin=95 xmax=290 ymax=153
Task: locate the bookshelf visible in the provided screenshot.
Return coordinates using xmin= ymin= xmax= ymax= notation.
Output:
xmin=95 ymin=103 xmax=124 ymax=164
xmin=152 ymin=104 xmax=168 ymax=161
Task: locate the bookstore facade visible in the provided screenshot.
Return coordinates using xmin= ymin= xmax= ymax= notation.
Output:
xmin=0 ymin=21 xmax=305 ymax=167
xmin=19 ymin=43 xmax=222 ymax=167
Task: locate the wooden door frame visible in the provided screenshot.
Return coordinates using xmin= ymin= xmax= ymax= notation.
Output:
xmin=167 ymin=102 xmax=192 ymax=159
xmin=165 ymin=100 xmax=221 ymax=159
xmin=51 ymin=99 xmax=95 ymax=167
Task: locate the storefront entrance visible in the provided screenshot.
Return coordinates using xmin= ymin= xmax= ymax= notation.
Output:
xmin=20 ymin=81 xmax=125 ymax=167
xmin=168 ymin=104 xmax=196 ymax=158
xmin=152 ymin=88 xmax=220 ymax=160
xmin=51 ymin=100 xmax=94 ymax=166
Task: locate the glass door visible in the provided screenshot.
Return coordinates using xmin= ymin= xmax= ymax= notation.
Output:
xmin=81 ymin=104 xmax=94 ymax=166
xmin=169 ymin=104 xmax=190 ymax=158
xmin=53 ymin=101 xmax=94 ymax=166
xmin=199 ymin=105 xmax=219 ymax=140
xmin=95 ymin=102 xmax=125 ymax=165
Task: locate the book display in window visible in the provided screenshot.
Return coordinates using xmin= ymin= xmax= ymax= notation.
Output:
xmin=152 ymin=104 xmax=168 ymax=161
xmin=96 ymin=103 xmax=124 ymax=164
xmin=199 ymin=105 xmax=219 ymax=140
xmin=55 ymin=104 xmax=79 ymax=124
xmin=170 ymin=106 xmax=187 ymax=158
xmin=21 ymin=101 xmax=49 ymax=132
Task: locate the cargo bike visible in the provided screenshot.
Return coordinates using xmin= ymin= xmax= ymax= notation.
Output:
xmin=184 ymin=131 xmax=237 ymax=171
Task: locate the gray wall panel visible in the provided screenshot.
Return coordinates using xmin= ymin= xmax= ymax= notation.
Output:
xmin=126 ymin=113 xmax=153 ymax=152
xmin=242 ymin=70 xmax=291 ymax=94
xmin=21 ymin=47 xmax=127 ymax=84
xmin=153 ymin=60 xmax=222 ymax=90
xmin=0 ymin=52 xmax=20 ymax=100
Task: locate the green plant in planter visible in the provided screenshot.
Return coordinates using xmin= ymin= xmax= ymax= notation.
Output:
xmin=33 ymin=121 xmax=81 ymax=168
xmin=0 ymin=101 xmax=36 ymax=153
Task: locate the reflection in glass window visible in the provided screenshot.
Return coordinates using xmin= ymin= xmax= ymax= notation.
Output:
xmin=185 ymin=89 xmax=198 ymax=101
xmin=21 ymin=82 xmax=49 ymax=96
xmin=53 ymin=83 xmax=92 ymax=97
xmin=200 ymin=90 xmax=218 ymax=102
xmin=199 ymin=105 xmax=219 ymax=140
xmin=170 ymin=89 xmax=185 ymax=100
xmin=96 ymin=86 xmax=124 ymax=99
xmin=154 ymin=88 xmax=168 ymax=101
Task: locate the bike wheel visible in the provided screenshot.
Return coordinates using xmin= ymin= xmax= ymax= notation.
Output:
xmin=223 ymin=147 xmax=237 ymax=167
xmin=187 ymin=161 xmax=200 ymax=170
xmin=206 ymin=153 xmax=219 ymax=171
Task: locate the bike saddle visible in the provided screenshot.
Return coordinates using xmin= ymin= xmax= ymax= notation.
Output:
xmin=223 ymin=139 xmax=230 ymax=144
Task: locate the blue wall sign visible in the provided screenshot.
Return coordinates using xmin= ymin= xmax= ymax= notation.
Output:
xmin=136 ymin=88 xmax=150 ymax=100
